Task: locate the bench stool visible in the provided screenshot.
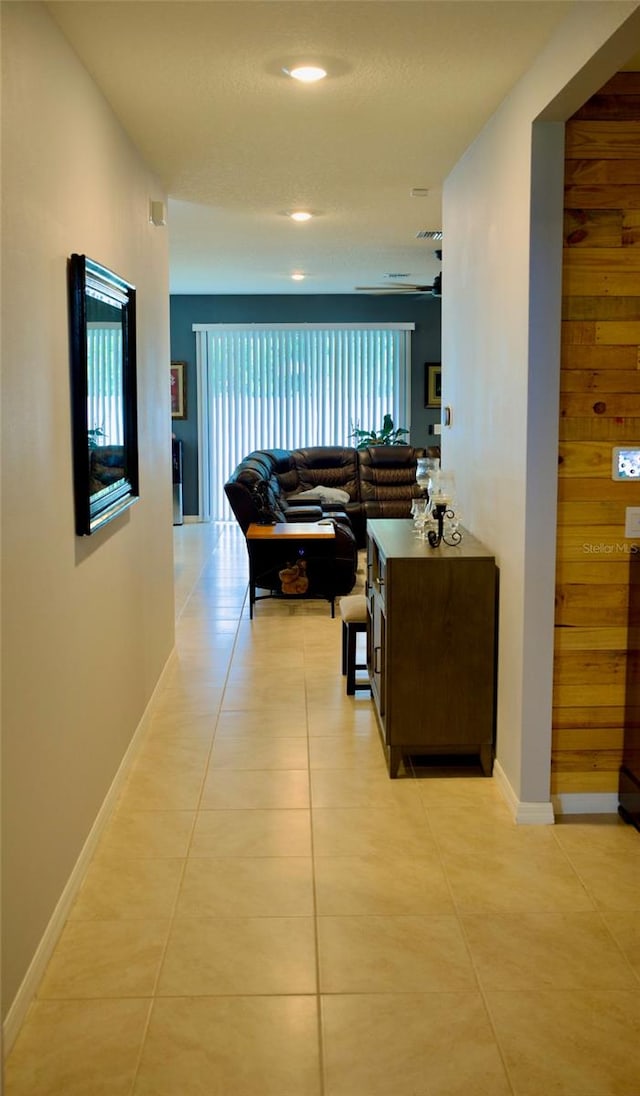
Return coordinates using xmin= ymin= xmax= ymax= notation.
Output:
xmin=339 ymin=594 xmax=370 ymax=695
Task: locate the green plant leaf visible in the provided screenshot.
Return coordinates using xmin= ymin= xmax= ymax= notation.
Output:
xmin=349 ymin=414 xmax=408 ymax=448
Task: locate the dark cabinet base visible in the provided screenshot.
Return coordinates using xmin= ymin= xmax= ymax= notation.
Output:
xmin=383 ymin=739 xmax=494 ymax=779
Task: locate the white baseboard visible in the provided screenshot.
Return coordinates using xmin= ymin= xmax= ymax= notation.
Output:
xmin=515 ymin=800 xmax=556 ymax=825
xmin=493 ymin=760 xmax=556 ymax=825
xmin=3 ymin=647 xmax=177 ymax=1056
xmin=552 ymin=792 xmax=620 ymax=816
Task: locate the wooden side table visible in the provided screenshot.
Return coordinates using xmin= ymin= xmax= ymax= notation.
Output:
xmin=246 ymin=522 xmax=337 ymax=618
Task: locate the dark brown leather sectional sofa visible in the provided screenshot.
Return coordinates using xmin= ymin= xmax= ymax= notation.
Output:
xmin=225 ymin=444 xmax=423 ymax=549
xmin=224 ymin=445 xmax=424 ymax=604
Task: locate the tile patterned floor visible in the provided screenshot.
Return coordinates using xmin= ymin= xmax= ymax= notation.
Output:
xmin=5 ymin=522 xmax=640 ymax=1095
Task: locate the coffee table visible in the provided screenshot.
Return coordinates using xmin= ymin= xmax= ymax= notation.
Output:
xmin=246 ymin=521 xmax=337 ymax=618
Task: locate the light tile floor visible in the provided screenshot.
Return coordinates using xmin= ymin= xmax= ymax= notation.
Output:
xmin=6 ymin=521 xmax=640 ymax=1096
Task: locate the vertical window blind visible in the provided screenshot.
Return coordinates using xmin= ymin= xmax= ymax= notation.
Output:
xmin=193 ymin=323 xmax=413 ymax=521
xmin=87 ymin=322 xmax=124 ymax=445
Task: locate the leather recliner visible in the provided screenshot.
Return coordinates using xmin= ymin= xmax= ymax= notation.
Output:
xmin=358 ymin=445 xmax=422 ymax=522
xmin=289 ymin=446 xmax=364 ymax=545
xmin=224 ymin=450 xmax=359 ymax=598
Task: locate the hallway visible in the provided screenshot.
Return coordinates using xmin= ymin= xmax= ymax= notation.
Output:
xmin=6 ymin=522 xmax=640 ymax=1095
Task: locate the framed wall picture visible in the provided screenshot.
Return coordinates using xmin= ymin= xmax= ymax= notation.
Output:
xmin=171 ymin=361 xmax=186 ymax=419
xmin=425 ymin=363 xmax=441 ymax=408
xmin=68 ymin=253 xmax=139 ymax=536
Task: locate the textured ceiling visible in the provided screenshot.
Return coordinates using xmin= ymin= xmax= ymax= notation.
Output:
xmin=47 ymin=0 xmax=584 ymax=294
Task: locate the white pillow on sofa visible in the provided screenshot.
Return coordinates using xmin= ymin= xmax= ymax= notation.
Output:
xmin=288 ymin=485 xmax=350 ymax=504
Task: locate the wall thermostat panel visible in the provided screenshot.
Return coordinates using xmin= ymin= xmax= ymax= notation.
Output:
xmin=612 ymin=447 xmax=640 ymax=481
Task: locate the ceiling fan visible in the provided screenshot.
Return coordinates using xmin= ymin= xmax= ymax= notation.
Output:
xmin=355 ymin=273 xmax=441 ymax=297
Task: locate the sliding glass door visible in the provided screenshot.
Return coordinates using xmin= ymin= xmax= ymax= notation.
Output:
xmin=194 ymin=323 xmax=413 ymax=521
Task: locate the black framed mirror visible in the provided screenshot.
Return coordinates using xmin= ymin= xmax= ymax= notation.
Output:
xmin=68 ymin=254 xmax=139 ymax=535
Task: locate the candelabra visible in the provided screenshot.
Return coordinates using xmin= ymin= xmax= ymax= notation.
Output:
xmin=415 ymin=461 xmax=462 ymax=547
xmin=428 ymin=500 xmax=462 ymax=547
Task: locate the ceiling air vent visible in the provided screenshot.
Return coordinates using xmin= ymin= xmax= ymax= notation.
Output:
xmin=416 ymin=229 xmax=443 ymax=240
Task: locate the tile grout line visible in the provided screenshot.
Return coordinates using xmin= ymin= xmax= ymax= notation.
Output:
xmin=549 ymin=829 xmax=640 ymax=990
xmin=305 ymin=630 xmax=327 ymax=1096
xmin=413 ymin=791 xmax=519 ymax=1096
xmin=130 ymin=526 xmax=248 ymax=1095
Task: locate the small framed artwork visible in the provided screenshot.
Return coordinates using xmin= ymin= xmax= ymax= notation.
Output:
xmin=425 ymin=363 xmax=442 ymax=408
xmin=171 ymin=361 xmax=186 ymax=419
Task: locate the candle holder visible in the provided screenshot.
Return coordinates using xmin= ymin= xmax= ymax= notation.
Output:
xmin=416 ymin=456 xmax=438 ymax=497
xmin=428 ymin=501 xmax=462 ymax=548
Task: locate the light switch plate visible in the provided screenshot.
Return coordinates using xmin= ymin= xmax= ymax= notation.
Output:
xmin=625 ymin=507 xmax=640 ymax=538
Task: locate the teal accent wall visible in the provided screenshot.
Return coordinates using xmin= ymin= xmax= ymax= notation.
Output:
xmin=170 ymin=294 xmax=441 ymax=515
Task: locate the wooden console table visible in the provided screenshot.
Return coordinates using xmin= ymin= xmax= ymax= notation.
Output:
xmin=246 ymin=522 xmax=337 ymax=618
xmin=366 ymin=519 xmax=497 ymax=777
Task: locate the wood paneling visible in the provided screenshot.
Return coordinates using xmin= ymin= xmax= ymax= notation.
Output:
xmin=558 ymin=477 xmax=639 ymax=501
xmin=564 ymin=248 xmax=640 ymax=268
xmin=561 ymin=344 xmax=638 ymax=368
xmin=550 ymin=771 xmax=618 ymax=794
xmin=565 ymin=161 xmax=640 ymax=184
xmin=595 ymin=73 xmax=640 ymax=95
xmin=562 ymin=298 xmax=640 ymax=322
xmin=557 ymin=500 xmax=630 ymax=525
xmin=560 ymin=371 xmax=640 ymax=393
xmin=554 ymin=682 xmax=627 ymax=707
xmin=559 ymin=442 xmax=622 ymax=475
xmin=555 ymin=585 xmax=631 ymax=627
xmin=560 ymin=392 xmax=640 ymax=417
xmin=552 ymin=749 xmax=623 ymax=772
xmin=560 ymin=394 xmax=640 ymax=418
xmin=553 ymin=703 xmax=629 ymax=727
xmin=554 ymin=627 xmax=632 ymax=651
xmin=565 ymin=121 xmax=640 ymax=158
xmin=564 ymin=185 xmax=640 ymax=210
xmin=559 ymin=416 xmax=640 ymax=442
xmin=556 ymin=560 xmax=631 ymax=585
xmin=571 ymin=97 xmax=640 ymax=122
xmin=596 ymin=321 xmax=640 ymax=343
xmin=554 ymin=76 xmax=640 ymax=795
xmin=554 ymin=648 xmax=635 ymax=684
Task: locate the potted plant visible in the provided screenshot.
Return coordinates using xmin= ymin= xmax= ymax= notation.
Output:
xmin=87 ymin=426 xmax=106 ymax=449
xmin=350 ymin=413 xmax=409 ymax=450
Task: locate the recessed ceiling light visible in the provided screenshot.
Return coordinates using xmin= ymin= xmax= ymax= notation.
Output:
xmin=288 ymin=210 xmax=313 ymax=222
xmin=291 ymin=272 xmax=306 ymax=281
xmin=285 ymin=65 xmax=327 ymax=83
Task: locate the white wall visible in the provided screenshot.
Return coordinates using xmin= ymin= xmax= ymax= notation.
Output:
xmin=1 ymin=2 xmax=174 ymax=1018
xmin=442 ymin=1 xmax=640 ymax=814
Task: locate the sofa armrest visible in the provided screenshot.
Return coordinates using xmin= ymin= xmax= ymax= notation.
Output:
xmin=284 ymin=505 xmax=323 ymax=522
xmin=286 ymin=497 xmax=321 ymax=509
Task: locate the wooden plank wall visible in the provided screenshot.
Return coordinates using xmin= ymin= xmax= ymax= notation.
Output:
xmin=554 ymin=72 xmax=640 ymax=796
